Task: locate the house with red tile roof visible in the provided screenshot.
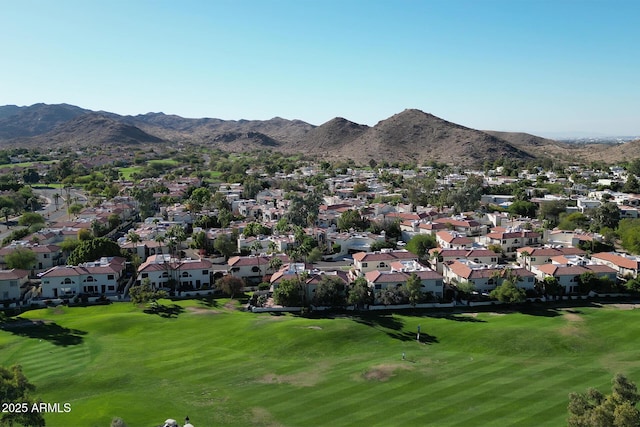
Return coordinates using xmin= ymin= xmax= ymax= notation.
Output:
xmin=433 ymin=217 xmax=485 ymax=236
xmin=0 ymin=243 xmax=62 ymax=274
xmin=443 ymin=260 xmax=535 ymax=293
xmin=516 ymin=246 xmax=586 ymax=269
xmin=428 ymin=248 xmax=500 ymax=273
xmin=590 ymin=252 xmax=640 ymax=279
xmin=39 ymin=257 xmax=126 ymax=298
xmin=352 ymin=249 xmax=419 ymax=276
xmin=365 ymin=268 xmax=444 ymax=303
xmin=533 ymin=263 xmax=617 ymax=294
xmin=478 ymin=229 xmax=541 ymax=258
xmin=0 ymin=269 xmax=29 ymax=301
xmin=435 ymin=231 xmax=473 ymax=249
xmin=137 ymin=254 xmax=213 ymax=290
xmin=228 ymin=254 xmax=290 ymax=284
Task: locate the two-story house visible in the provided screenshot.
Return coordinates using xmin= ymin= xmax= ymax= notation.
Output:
xmin=39 ymin=257 xmax=126 ymax=298
xmin=0 ymin=269 xmax=29 ymax=301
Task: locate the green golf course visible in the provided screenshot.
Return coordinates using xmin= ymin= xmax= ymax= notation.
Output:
xmin=1 ymin=299 xmax=639 ymax=426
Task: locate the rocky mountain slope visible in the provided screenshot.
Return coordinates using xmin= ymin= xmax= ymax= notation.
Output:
xmin=1 ymin=103 xmax=627 ymax=166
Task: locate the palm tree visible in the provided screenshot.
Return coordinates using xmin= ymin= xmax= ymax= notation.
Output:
xmin=520 ymin=250 xmax=531 ymax=271
xmin=250 ymin=240 xmax=263 ymax=255
xmin=154 ymin=234 xmax=165 ymax=255
xmin=268 ymin=256 xmax=283 ymax=274
xmin=53 ymin=193 xmax=61 ymax=210
xmin=126 ymin=231 xmax=141 ymax=245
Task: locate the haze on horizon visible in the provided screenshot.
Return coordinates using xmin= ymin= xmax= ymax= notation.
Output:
xmin=1 ymin=0 xmax=638 ymax=138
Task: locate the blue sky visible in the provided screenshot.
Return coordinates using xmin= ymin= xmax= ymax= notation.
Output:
xmin=1 ymin=0 xmax=638 ymax=137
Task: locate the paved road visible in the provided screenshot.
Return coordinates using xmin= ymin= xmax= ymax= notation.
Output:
xmin=0 ymin=187 xmax=87 ymax=241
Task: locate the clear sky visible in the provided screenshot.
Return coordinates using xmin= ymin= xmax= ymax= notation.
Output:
xmin=1 ymin=0 xmax=638 ymax=137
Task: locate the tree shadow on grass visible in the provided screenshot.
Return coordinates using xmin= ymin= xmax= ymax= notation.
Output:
xmin=349 ymin=313 xmax=440 ymax=343
xmin=387 ymin=330 xmax=439 ymax=344
xmin=0 ymin=318 xmax=86 ymax=346
xmin=423 ymin=313 xmax=487 ymax=323
xmin=195 ymin=295 xmax=219 ymax=308
xmin=143 ymin=303 xmax=185 ymax=318
xmin=519 ymin=307 xmax=564 ymax=317
xmin=351 ymin=313 xmax=404 ymax=331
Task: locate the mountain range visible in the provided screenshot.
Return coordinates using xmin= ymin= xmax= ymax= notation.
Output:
xmin=0 ymin=103 xmax=637 ymax=166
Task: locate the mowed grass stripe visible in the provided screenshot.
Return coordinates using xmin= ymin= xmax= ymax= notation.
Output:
xmin=2 ymin=303 xmax=640 ymax=426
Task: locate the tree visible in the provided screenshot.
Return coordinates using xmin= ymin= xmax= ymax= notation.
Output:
xmin=312 ymin=275 xmax=346 ymax=307
xmin=623 ymin=174 xmax=640 ymax=194
xmin=337 ymin=209 xmax=368 ymax=232
xmin=216 ymin=275 xmax=244 ymax=298
xmin=568 ymin=374 xmax=640 ymax=427
xmin=490 ymin=279 xmax=526 ymax=304
xmin=538 ymin=200 xmax=567 ymax=227
xmin=591 ymin=202 xmax=621 ymax=232
xmin=59 ymin=238 xmax=81 ymax=255
xmin=166 ymin=225 xmax=186 ymax=258
xmin=347 ymin=277 xmax=373 ymax=309
xmin=126 ymin=231 xmax=141 ymax=245
xmin=18 ymin=212 xmax=45 ymax=227
xmin=244 ymin=222 xmax=269 ymax=237
xmin=4 ymin=247 xmax=36 ymax=270
xmin=542 ymin=276 xmax=563 ymax=297
xmin=214 ymin=234 xmax=236 ymax=259
xmin=406 ymin=273 xmax=423 ymax=307
xmin=107 ymin=213 xmax=121 ymax=230
xmin=268 ymin=256 xmax=283 ymax=273
xmin=67 ymin=202 xmax=83 ymax=219
xmin=191 ymin=230 xmax=208 ymax=254
xmin=273 ymin=277 xmax=304 ymax=307
xmin=508 ymin=200 xmax=537 ymax=218
xmin=67 ymin=237 xmax=123 ymax=265
xmin=353 ymin=182 xmax=369 ymax=193
xmin=405 ymin=234 xmax=437 ymax=259
xmin=53 ymin=192 xmax=61 ymax=210
xmin=306 ymin=247 xmax=323 ymax=263
xmin=558 ymin=212 xmax=590 ymax=231
xmin=0 ymin=364 xmax=45 ymax=427
xmin=129 ymin=278 xmax=167 ymax=304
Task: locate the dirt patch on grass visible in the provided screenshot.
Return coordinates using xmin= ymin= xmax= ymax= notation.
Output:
xmin=224 ymin=301 xmax=239 ymax=310
xmin=186 ymin=307 xmax=221 ymax=315
xmin=306 ymin=325 xmax=322 ymax=330
xmin=249 ymin=407 xmax=284 ymax=427
xmin=258 ymin=367 xmax=326 ymax=388
xmin=563 ymin=312 xmax=583 ymax=322
xmin=558 ymin=325 xmax=584 ymax=337
xmin=612 ymin=304 xmax=640 ymax=310
xmin=362 ymin=363 xmax=411 ymax=382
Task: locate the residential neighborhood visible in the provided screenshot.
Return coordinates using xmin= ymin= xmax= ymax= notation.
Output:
xmin=1 ymin=151 xmax=639 ymax=312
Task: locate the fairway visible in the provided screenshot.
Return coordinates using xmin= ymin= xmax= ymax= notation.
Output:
xmin=1 ymin=301 xmax=640 ymax=427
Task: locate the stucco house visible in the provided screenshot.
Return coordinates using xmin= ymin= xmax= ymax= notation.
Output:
xmin=0 ymin=269 xmax=29 ymax=301
xmin=443 ymin=260 xmax=535 ymax=293
xmin=428 ymin=248 xmax=499 ymax=273
xmin=137 ymin=254 xmax=213 ymax=290
xmin=589 ymin=252 xmax=640 ymax=279
xmin=0 ymin=243 xmax=63 ymax=275
xmin=533 ymin=263 xmax=617 ymax=294
xmin=352 ymin=249 xmax=419 ymax=276
xmin=39 ymin=257 xmax=126 ymax=298
xmin=435 ymin=231 xmax=473 ymax=249
xmin=479 ymin=229 xmax=541 ymax=258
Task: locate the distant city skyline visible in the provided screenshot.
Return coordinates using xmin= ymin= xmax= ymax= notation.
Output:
xmin=1 ymin=0 xmax=638 ymax=137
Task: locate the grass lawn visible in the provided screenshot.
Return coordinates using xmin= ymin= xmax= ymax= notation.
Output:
xmin=1 ymin=301 xmax=640 ymax=427
xmin=117 ymin=166 xmax=143 ymax=180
